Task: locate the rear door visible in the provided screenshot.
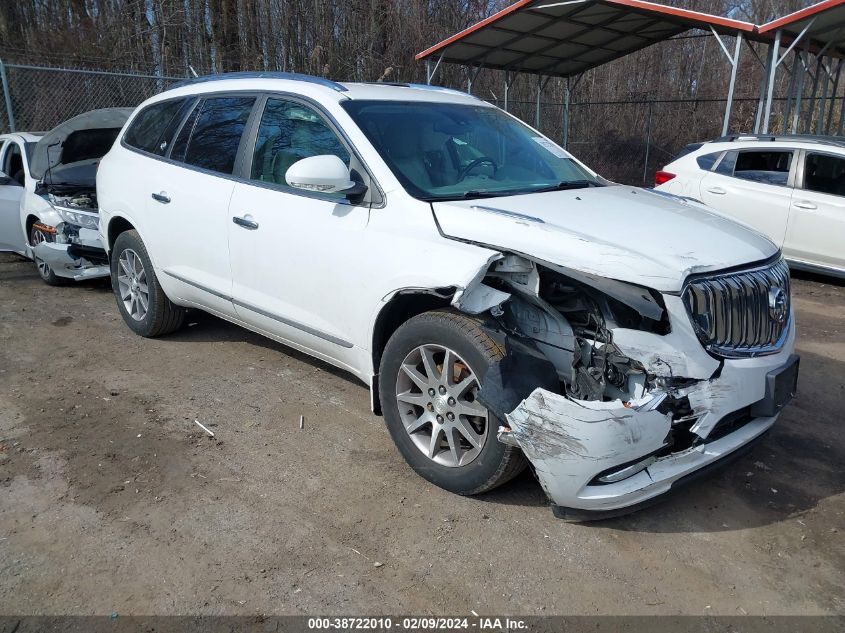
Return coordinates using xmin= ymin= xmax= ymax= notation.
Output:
xmin=698 ymin=148 xmax=795 ymax=246
xmin=785 ymin=150 xmax=845 ymax=271
xmin=137 ymin=95 xmax=257 ymax=318
xmin=0 ymin=139 xmax=27 ymax=253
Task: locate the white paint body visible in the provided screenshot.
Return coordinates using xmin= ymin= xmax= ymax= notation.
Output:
xmin=0 ymin=131 xmax=109 ymax=280
xmin=96 ymin=79 xmax=797 ymax=514
xmin=657 ymin=138 xmax=845 ymax=279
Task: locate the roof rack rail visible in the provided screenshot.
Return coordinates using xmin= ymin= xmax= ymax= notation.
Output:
xmin=172 ymin=71 xmax=348 ymax=92
xmin=711 ymin=133 xmax=845 ymax=148
xmin=357 ymin=81 xmax=476 ymax=98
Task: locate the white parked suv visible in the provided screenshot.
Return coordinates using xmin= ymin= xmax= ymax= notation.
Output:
xmin=97 ymin=73 xmax=799 ymax=519
xmin=655 ymin=135 xmax=845 ymax=279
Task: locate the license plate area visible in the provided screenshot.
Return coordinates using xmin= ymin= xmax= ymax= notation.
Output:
xmin=750 ymin=354 xmax=800 ymax=418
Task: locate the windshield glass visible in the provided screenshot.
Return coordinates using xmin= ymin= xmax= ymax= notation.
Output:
xmin=342 ymin=100 xmax=600 ymax=200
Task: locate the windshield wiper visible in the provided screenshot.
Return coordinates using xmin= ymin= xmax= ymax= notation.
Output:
xmin=529 ymin=180 xmax=602 ymax=193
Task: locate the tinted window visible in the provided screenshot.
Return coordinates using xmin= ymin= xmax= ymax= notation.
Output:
xmin=804 ymin=153 xmax=845 ymax=196
xmin=170 ymin=102 xmax=201 ymax=162
xmin=181 ymin=97 xmax=255 ymax=174
xmin=124 ymin=98 xmax=187 ymax=155
xmin=1 ymin=142 xmax=24 ymax=185
xmin=734 ymin=150 xmax=792 ymax=186
xmin=715 ymin=151 xmax=737 ymax=175
xmin=250 ymin=98 xmax=350 ymax=189
xmin=696 ymin=152 xmax=721 ymax=171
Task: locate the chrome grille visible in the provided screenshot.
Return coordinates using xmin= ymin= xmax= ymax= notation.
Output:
xmin=683 ymin=258 xmax=791 ymax=358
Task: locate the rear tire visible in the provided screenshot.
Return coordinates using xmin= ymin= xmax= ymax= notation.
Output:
xmin=379 ymin=310 xmax=526 ymax=495
xmin=111 ymin=230 xmax=184 ymax=337
xmin=30 ymin=225 xmax=68 ymax=286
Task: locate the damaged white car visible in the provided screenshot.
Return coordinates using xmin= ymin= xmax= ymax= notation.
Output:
xmin=11 ymin=108 xmax=131 ymax=284
xmin=97 ymin=74 xmax=799 ymax=519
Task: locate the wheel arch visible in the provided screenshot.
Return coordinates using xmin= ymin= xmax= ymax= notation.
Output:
xmin=107 ymin=216 xmax=136 ymax=252
xmin=370 ymin=288 xmax=456 ymax=415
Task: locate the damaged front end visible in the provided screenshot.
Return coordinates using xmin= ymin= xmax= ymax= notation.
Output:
xmin=454 ymin=253 xmax=798 ymax=520
xmin=32 ymin=190 xmax=109 ymax=280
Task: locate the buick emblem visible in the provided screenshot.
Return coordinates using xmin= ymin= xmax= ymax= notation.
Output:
xmin=768 ymin=286 xmax=788 ymax=323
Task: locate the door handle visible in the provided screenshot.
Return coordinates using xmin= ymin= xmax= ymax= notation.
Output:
xmin=232 ymin=215 xmax=259 ymax=230
xmin=151 ymin=192 xmax=171 ymax=204
xmin=706 ymin=186 xmax=727 ymax=195
xmin=793 ymin=201 xmax=817 ymax=210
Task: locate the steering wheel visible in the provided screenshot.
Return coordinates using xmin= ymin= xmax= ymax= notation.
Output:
xmin=458 ymin=157 xmax=498 ymax=181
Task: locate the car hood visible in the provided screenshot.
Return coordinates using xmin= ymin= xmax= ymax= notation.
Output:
xmin=431 ymin=185 xmax=778 ymax=292
xmin=30 ymin=108 xmax=134 ymax=181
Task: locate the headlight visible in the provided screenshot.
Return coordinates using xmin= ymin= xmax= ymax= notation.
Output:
xmin=56 ymin=207 xmax=99 ymax=230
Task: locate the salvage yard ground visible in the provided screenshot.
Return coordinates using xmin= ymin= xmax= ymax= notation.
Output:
xmin=0 ymin=251 xmax=842 ymax=615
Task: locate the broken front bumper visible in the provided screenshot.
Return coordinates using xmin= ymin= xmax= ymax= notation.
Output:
xmin=33 ymin=226 xmax=109 ymax=281
xmin=501 ymin=324 xmax=798 ymax=520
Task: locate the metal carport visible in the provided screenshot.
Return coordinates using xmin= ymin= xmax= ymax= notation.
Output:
xmin=416 ymin=0 xmax=759 ymax=141
xmin=757 ymin=0 xmax=845 ymax=135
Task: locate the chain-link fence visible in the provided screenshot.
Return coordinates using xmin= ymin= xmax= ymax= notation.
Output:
xmin=0 ymin=61 xmax=797 ymax=186
xmin=0 ymin=62 xmax=184 ymax=135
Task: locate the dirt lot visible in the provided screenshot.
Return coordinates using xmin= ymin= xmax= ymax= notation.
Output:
xmin=0 ymin=251 xmax=843 ymax=616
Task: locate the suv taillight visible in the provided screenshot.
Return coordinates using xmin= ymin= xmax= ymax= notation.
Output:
xmin=654 ymin=171 xmax=676 ymax=186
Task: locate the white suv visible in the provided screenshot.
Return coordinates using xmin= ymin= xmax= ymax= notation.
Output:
xmin=655 ymin=135 xmax=845 ymax=279
xmin=97 ymin=73 xmax=799 ymax=520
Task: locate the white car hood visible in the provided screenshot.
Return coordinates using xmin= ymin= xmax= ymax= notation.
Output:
xmin=431 ymin=185 xmax=778 ymax=292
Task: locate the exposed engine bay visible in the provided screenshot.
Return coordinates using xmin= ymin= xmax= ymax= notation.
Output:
xmin=457 ymin=254 xmax=676 ymax=408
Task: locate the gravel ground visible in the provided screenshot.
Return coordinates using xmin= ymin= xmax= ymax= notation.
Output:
xmin=0 ymin=252 xmax=842 ymax=616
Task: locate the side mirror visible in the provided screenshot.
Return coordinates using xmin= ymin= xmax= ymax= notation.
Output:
xmin=285 ymin=155 xmax=367 ymax=200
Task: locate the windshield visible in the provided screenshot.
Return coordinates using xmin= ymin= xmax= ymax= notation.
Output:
xmin=342 ymin=100 xmax=601 ymax=200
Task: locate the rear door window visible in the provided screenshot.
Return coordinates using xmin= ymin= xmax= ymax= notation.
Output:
xmin=179 ymin=97 xmax=255 ymax=175
xmin=124 ymin=98 xmax=188 ymax=155
xmin=733 ymin=150 xmax=793 ymax=186
xmin=803 ymin=152 xmax=845 ymax=197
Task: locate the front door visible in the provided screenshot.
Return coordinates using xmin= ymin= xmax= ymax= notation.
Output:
xmin=227 ymin=96 xmax=371 ymax=367
xmin=0 ymin=140 xmax=27 ymax=253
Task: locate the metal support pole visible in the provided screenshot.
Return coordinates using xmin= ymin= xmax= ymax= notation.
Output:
xmin=0 ymin=60 xmax=15 ymax=133
xmin=825 ymin=59 xmax=842 ymax=134
xmin=792 ymin=46 xmax=809 ymax=134
xmin=503 ymin=71 xmax=516 ymax=112
xmin=754 ymin=42 xmax=773 ymax=133
xmin=838 ymin=75 xmax=845 ymax=136
xmin=761 ymin=30 xmax=781 ymax=134
xmin=535 ymin=75 xmax=542 ymax=128
xmin=817 ymin=59 xmax=832 ymax=134
xmin=805 ymin=56 xmax=823 ymax=132
xmin=643 ymin=101 xmax=653 ymax=186
xmin=722 ymin=35 xmax=742 ymax=136
xmin=783 ymin=53 xmax=799 ymax=134
xmin=562 ymin=78 xmax=571 ymax=149
xmin=425 ymin=54 xmax=444 ymax=85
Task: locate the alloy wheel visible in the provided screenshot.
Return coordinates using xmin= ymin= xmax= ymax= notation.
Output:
xmin=117 ymin=248 xmax=149 ymax=321
xmin=395 ymin=344 xmax=489 ymax=467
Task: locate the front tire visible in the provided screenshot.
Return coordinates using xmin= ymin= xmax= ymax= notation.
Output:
xmin=379 ymin=310 xmax=526 ymax=495
xmin=111 ymin=230 xmax=184 ymax=337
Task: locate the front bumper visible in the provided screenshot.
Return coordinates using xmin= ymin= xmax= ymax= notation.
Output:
xmin=501 ymin=309 xmax=798 ymax=520
xmin=33 ymin=226 xmax=109 ymax=281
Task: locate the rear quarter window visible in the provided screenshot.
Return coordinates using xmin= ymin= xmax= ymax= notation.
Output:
xmin=124 ymin=98 xmax=188 ymax=155
xmin=696 ymin=152 xmax=721 ymax=171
